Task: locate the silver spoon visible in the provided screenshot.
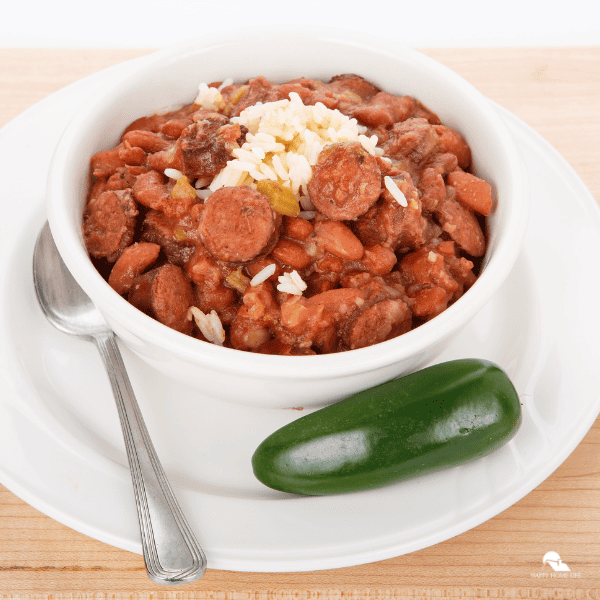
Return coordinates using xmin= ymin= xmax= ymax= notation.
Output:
xmin=32 ymin=222 xmax=207 ymax=585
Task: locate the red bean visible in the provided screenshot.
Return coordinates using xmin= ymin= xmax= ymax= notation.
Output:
xmin=108 ymin=242 xmax=160 ymax=295
xmin=271 ymin=239 xmax=312 ymax=270
xmin=314 ymin=219 xmax=364 ymax=261
xmin=283 ymin=216 xmax=314 ymax=241
xmin=360 ymin=244 xmax=397 ymax=275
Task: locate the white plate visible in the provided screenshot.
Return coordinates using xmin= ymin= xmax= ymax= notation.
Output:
xmin=1 ymin=59 xmax=599 ymax=573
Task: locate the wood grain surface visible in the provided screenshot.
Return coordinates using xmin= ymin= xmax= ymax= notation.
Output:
xmin=0 ymin=47 xmax=599 ymax=599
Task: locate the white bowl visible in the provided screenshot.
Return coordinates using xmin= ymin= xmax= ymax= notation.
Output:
xmin=47 ymin=27 xmax=529 ymax=409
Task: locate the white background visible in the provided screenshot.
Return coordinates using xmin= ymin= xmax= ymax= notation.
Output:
xmin=1 ymin=0 xmax=599 ymax=48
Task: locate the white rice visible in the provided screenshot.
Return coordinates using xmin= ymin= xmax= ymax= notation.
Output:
xmin=384 ymin=175 xmax=408 ymax=207
xmin=164 ymin=168 xmax=184 ymax=180
xmin=188 ymin=307 xmax=226 ymax=346
xmin=218 ymin=78 xmax=233 ymax=91
xmin=277 ymin=270 xmax=307 ymax=296
xmin=194 ymin=83 xmax=225 ymax=112
xmin=250 ymin=263 xmax=277 ymax=287
xmin=194 ymin=88 xmax=381 ymax=203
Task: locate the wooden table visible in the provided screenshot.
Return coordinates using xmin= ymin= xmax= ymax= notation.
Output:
xmin=1 ymin=47 xmax=599 ymax=599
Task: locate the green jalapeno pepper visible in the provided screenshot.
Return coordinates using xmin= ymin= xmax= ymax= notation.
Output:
xmin=252 ymin=359 xmax=522 ymax=495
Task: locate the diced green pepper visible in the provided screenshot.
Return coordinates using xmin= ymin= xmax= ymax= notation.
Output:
xmin=256 ymin=180 xmax=301 ymax=217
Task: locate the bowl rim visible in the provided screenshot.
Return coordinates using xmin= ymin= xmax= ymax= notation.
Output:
xmin=47 ymin=26 xmax=529 ymax=380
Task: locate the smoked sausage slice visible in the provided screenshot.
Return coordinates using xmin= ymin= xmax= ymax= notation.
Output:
xmin=83 ymin=189 xmax=138 ymax=263
xmin=128 ymin=264 xmax=194 ymax=334
xmin=307 ymin=142 xmax=381 ymax=221
xmin=198 ymin=186 xmax=279 ymax=263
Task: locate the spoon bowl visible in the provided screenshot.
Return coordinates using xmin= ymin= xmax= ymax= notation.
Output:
xmin=33 ymin=223 xmax=108 ymax=338
xmin=32 ymin=221 xmax=207 ymax=585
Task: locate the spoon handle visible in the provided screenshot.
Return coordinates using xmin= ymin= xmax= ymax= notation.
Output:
xmin=94 ymin=331 xmax=207 ymax=585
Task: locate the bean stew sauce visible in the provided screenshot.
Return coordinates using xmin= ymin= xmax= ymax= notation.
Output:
xmin=82 ymin=74 xmax=493 ymax=355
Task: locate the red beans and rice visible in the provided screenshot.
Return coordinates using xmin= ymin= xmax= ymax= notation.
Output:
xmin=82 ymin=74 xmax=493 ymax=354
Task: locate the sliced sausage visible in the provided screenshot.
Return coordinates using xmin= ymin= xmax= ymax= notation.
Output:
xmin=108 ymin=242 xmax=161 ymax=295
xmin=307 ymin=142 xmax=382 ymax=221
xmin=198 ymin=186 xmax=279 ymax=262
xmin=83 ymin=189 xmax=138 ymax=262
xmin=128 ymin=264 xmax=194 ymax=334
